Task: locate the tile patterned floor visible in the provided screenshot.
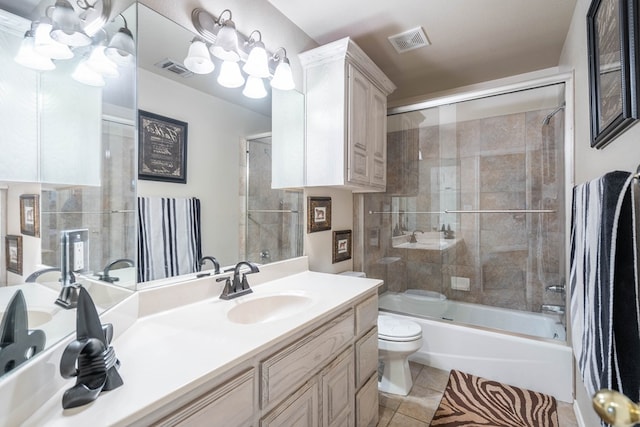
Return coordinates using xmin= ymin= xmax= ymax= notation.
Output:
xmin=377 ymin=362 xmax=579 ymax=427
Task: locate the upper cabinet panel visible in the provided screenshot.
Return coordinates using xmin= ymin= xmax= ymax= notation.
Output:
xmin=297 ymin=37 xmax=395 ymax=192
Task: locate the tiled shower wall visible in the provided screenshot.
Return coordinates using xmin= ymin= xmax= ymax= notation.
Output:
xmin=361 ymin=107 xmax=565 ymax=313
xmin=241 ymin=137 xmax=303 ymax=264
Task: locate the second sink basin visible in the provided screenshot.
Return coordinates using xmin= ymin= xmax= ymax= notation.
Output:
xmin=227 ymin=292 xmax=313 ymax=324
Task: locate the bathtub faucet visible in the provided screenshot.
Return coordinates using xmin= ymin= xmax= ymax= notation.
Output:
xmin=541 ymin=304 xmax=565 ymax=315
xmin=409 ymin=230 xmax=424 ymax=243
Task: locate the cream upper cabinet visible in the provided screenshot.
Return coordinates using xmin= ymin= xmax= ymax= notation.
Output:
xmin=298 ymin=37 xmax=395 ymax=192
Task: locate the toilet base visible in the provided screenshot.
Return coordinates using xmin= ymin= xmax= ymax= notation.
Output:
xmin=378 ymin=354 xmax=414 ymax=396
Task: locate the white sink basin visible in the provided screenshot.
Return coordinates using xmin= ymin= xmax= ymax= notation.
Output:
xmin=227 ymin=293 xmax=313 ymax=324
xmin=394 ymin=241 xmax=451 ymax=250
xmin=0 ymin=309 xmax=53 ymax=328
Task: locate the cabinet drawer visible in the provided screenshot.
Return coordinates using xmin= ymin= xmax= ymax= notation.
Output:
xmin=355 ymin=327 xmax=378 ymax=388
xmin=355 ymin=294 xmax=378 ymax=336
xmin=355 ymin=373 xmax=379 ymax=427
xmin=261 ymin=379 xmax=319 ymax=427
xmin=321 ymin=348 xmax=354 ymax=427
xmin=262 ymin=310 xmax=354 ymax=408
xmin=155 ymin=369 xmax=255 ymax=427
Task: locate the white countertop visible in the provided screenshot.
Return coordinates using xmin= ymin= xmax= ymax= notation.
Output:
xmin=22 ymin=269 xmax=381 ymax=426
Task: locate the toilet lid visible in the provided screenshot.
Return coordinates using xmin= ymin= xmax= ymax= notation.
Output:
xmin=378 ymin=315 xmax=422 ymax=341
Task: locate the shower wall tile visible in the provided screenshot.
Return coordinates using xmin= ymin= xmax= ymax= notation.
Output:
xmin=419 ymin=126 xmax=440 ymax=159
xmin=482 ymin=265 xmax=525 ymax=290
xmin=480 ymin=113 xmax=525 ymax=154
xmin=480 ymin=153 xmax=526 ymax=193
xmin=457 ymin=119 xmax=481 ymax=158
xmin=406 ymin=260 xmax=443 ymax=292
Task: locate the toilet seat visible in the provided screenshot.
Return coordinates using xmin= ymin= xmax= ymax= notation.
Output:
xmin=378 ymin=315 xmax=422 ymax=342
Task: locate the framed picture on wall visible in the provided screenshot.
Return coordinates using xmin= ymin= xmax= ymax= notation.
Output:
xmin=5 ymin=235 xmax=22 ymax=275
xmin=20 ymin=194 xmax=40 ymax=237
xmin=138 ymin=110 xmax=188 ymax=183
xmin=587 ymin=0 xmax=640 ymax=148
xmin=332 ymin=230 xmax=352 ymax=263
xmin=307 ymin=197 xmax=332 ymax=233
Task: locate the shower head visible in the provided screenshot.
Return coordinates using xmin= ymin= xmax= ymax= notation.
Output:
xmin=542 ymin=103 xmax=566 ymax=126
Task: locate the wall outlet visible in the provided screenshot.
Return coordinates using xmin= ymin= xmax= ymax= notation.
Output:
xmin=73 ymin=241 xmax=84 ymax=271
xmin=451 ymin=276 xmax=470 ymax=291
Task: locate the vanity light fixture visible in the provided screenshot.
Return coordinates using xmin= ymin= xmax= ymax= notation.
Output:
xmin=210 ymin=9 xmax=240 ymax=62
xmin=184 ymin=37 xmax=215 ymax=74
xmin=15 ymin=26 xmax=56 ymax=71
xmin=49 ymin=0 xmax=92 ymax=47
xmin=217 ymin=60 xmax=245 ymax=88
xmin=243 ymin=30 xmax=270 ymax=78
xmin=105 ymin=14 xmax=135 ymax=66
xmin=33 ymin=18 xmax=74 ymax=59
xmin=270 ymin=47 xmax=295 ymax=91
xmin=86 ymin=44 xmax=119 ymax=78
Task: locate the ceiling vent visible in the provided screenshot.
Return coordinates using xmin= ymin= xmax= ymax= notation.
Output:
xmin=154 ymin=58 xmax=194 ymax=78
xmin=388 ymin=27 xmax=430 ymax=53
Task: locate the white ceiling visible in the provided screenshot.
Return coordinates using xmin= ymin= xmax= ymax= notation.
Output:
xmin=266 ymin=0 xmax=577 ymax=102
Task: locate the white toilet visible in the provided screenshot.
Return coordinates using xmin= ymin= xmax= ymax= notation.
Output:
xmin=377 ymin=314 xmax=423 ymax=395
xmin=338 ymin=271 xmax=423 ymax=396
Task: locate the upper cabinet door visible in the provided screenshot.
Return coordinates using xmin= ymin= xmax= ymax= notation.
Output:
xmin=348 ymin=65 xmax=371 ymax=186
xmin=369 ymin=84 xmax=387 ymax=187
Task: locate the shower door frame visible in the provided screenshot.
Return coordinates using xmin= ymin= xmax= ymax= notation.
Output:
xmin=355 ymin=69 xmax=575 ymax=329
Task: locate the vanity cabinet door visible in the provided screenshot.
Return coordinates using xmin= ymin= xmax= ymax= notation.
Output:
xmin=347 ymin=64 xmax=371 ymax=186
xmin=321 ymin=348 xmax=354 ymax=427
xmin=355 ymin=373 xmax=379 ymax=427
xmin=369 ymin=84 xmax=387 ymax=188
xmin=154 ymin=369 xmax=255 ymax=427
xmin=355 ymin=294 xmax=378 ymax=336
xmin=261 ymin=378 xmax=319 ymax=427
xmin=355 ymin=327 xmax=378 ymax=389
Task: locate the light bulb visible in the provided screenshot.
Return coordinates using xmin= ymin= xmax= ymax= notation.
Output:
xmin=242 ymin=42 xmax=270 ymax=78
xmin=72 ymin=59 xmax=105 ymax=86
xmin=34 ymin=21 xmax=73 ymax=60
xmin=270 ymin=57 xmax=295 ymax=91
xmin=243 ymin=76 xmax=267 ymax=99
xmin=217 ymin=60 xmax=245 ymax=88
xmin=184 ymin=39 xmax=215 ymax=74
xmin=15 ymin=31 xmax=56 ymax=71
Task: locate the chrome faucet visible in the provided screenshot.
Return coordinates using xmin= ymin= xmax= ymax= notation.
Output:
xmin=198 ymin=256 xmax=221 ymax=274
xmin=216 ymin=261 xmax=260 ymax=300
xmin=409 ymin=230 xmax=424 ymax=243
xmin=98 ymin=258 xmax=134 ymax=283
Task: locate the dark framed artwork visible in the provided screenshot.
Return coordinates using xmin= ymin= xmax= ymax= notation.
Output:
xmin=332 ymin=230 xmax=352 ymax=263
xmin=19 ymin=194 xmax=40 ymax=237
xmin=5 ymin=235 xmax=22 ymax=275
xmin=138 ymin=110 xmax=188 ymax=183
xmin=587 ymin=0 xmax=640 ymax=148
xmin=307 ymin=197 xmax=332 ymax=233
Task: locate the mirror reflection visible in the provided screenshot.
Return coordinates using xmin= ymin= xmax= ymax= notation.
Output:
xmin=0 ymin=1 xmax=136 ymax=374
xmin=136 ymin=4 xmax=303 ymax=286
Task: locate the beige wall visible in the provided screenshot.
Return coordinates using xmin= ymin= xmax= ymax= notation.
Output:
xmin=559 ymin=0 xmax=640 ymax=425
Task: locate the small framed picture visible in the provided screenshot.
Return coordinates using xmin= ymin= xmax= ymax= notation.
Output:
xmin=5 ymin=235 xmax=23 ymax=275
xmin=332 ymin=230 xmax=352 ymax=263
xmin=307 ymin=197 xmax=332 ymax=233
xmin=138 ymin=110 xmax=188 ymax=184
xmin=20 ymin=194 xmax=40 ymax=237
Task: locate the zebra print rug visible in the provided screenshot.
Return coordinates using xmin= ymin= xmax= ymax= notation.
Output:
xmin=430 ymin=370 xmax=559 ymax=426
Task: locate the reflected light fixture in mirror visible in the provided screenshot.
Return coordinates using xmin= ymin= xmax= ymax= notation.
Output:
xmin=218 ymin=60 xmax=245 ymax=88
xmin=105 ymin=14 xmax=135 ymax=66
xmin=50 ymin=0 xmax=92 ymax=47
xmin=34 ymin=18 xmax=74 ymax=59
xmin=243 ymin=75 xmax=267 ymax=99
xmin=184 ymin=37 xmax=215 ymax=74
xmin=72 ymin=58 xmax=106 ymax=86
xmin=243 ymin=30 xmax=270 ymax=78
xmin=14 ymin=25 xmax=56 ymax=71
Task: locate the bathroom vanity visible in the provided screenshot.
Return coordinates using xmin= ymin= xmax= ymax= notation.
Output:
xmin=5 ymin=257 xmax=381 ymax=426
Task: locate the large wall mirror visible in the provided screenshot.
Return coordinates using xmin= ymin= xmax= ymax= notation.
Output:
xmin=0 ymin=0 xmax=136 ymax=376
xmin=136 ymin=4 xmax=304 ymax=286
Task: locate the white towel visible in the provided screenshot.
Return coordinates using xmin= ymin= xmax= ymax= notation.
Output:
xmin=137 ymin=197 xmax=202 ymax=282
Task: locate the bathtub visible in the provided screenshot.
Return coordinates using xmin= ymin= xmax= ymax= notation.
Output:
xmin=379 ymin=291 xmax=573 ymax=402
